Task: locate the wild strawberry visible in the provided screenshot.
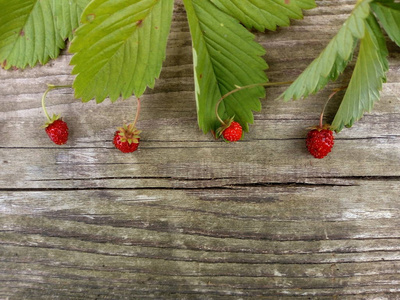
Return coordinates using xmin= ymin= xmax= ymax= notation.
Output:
xmin=223 ymin=121 xmax=243 ymax=142
xmin=113 ymin=123 xmax=141 ymax=153
xmin=41 ymin=84 xmax=73 ymax=145
xmin=216 ymin=117 xmax=243 ymax=142
xmin=44 ymin=117 xmax=69 ymax=145
xmin=306 ymin=125 xmax=334 ymax=159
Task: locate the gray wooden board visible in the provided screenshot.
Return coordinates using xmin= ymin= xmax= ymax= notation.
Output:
xmin=1 ymin=1 xmax=400 ymax=299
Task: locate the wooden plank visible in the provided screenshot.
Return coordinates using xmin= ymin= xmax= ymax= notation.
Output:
xmin=1 ymin=181 xmax=400 ymax=298
xmin=1 ymin=0 xmax=400 ymax=299
xmin=2 ymin=140 xmax=400 ymax=189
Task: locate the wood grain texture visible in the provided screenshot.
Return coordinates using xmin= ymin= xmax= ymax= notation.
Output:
xmin=1 ymin=1 xmax=400 ymax=299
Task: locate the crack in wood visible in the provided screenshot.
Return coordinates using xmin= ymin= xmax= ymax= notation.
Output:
xmin=3 ymin=176 xmax=400 ymax=191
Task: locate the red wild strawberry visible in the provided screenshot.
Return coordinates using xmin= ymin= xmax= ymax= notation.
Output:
xmin=45 ymin=118 xmax=69 ymax=145
xmin=223 ymin=121 xmax=243 ymax=142
xmin=216 ymin=118 xmax=243 ymax=142
xmin=41 ymin=84 xmax=72 ymax=145
xmin=113 ymin=123 xmax=141 ymax=153
xmin=306 ymin=125 xmax=334 ymax=159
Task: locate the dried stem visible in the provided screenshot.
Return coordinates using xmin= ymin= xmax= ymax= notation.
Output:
xmin=320 ymin=86 xmax=347 ymax=128
xmin=132 ymin=98 xmax=141 ymax=127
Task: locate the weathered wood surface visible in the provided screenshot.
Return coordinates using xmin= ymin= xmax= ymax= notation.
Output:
xmin=1 ymin=1 xmax=400 ymax=299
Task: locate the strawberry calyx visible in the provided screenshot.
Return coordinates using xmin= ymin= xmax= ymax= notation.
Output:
xmin=215 ymin=116 xmax=235 ymax=138
xmin=308 ymin=123 xmax=332 ymax=132
xmin=43 ymin=114 xmax=62 ymax=128
xmin=117 ymin=123 xmax=141 ymax=144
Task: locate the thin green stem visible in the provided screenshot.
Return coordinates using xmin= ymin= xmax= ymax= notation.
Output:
xmin=41 ymin=84 xmax=73 ymax=122
xmin=47 ymin=84 xmax=73 ymax=89
xmin=215 ymin=81 xmax=293 ymax=125
xmin=132 ymin=98 xmax=141 ymax=127
xmin=41 ymin=86 xmax=54 ymax=121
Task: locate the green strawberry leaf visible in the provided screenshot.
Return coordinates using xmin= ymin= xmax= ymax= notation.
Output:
xmin=0 ymin=0 xmax=89 ymax=70
xmin=371 ymin=0 xmax=400 ymax=47
xmin=209 ymin=0 xmax=316 ymax=31
xmin=331 ymin=14 xmax=389 ymax=132
xmin=69 ymin=0 xmax=174 ymax=103
xmin=280 ymin=0 xmax=372 ymax=101
xmin=183 ymin=0 xmax=268 ymax=133
xmin=54 ymin=0 xmax=91 ymax=41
